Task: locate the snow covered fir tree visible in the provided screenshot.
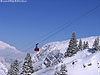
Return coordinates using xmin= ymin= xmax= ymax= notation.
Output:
xmin=83 ymin=41 xmax=86 ymax=50
xmin=54 ymin=64 xmax=68 ymax=75
xmin=82 ymin=41 xmax=89 ymax=50
xmin=78 ymin=39 xmax=83 ymax=50
xmin=85 ymin=41 xmax=89 ymax=49
xmin=20 ymin=53 xmax=34 ymax=75
xmin=54 ymin=67 xmax=60 ymax=75
xmin=60 ymin=64 xmax=68 ymax=75
xmin=64 ymin=32 xmax=79 ymax=57
xmin=7 ymin=59 xmax=19 ymax=75
xmin=93 ymin=37 xmax=100 ymax=52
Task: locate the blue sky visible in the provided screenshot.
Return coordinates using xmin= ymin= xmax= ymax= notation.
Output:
xmin=0 ymin=0 xmax=100 ymax=53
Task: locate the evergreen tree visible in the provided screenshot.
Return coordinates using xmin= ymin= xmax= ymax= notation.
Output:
xmin=54 ymin=67 xmax=60 ymax=75
xmin=83 ymin=41 xmax=86 ymax=50
xmin=7 ymin=59 xmax=19 ymax=75
xmin=65 ymin=32 xmax=79 ymax=57
xmin=93 ymin=37 xmax=100 ymax=51
xmin=21 ymin=53 xmax=34 ymax=75
xmin=85 ymin=41 xmax=89 ymax=49
xmin=60 ymin=64 xmax=68 ymax=75
xmin=83 ymin=41 xmax=89 ymax=50
xmin=78 ymin=39 xmax=83 ymax=50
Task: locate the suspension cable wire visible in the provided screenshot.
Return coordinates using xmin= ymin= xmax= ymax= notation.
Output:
xmin=25 ymin=4 xmax=100 ymax=52
xmin=23 ymin=21 xmax=70 ymax=52
xmin=38 ymin=4 xmax=100 ymax=43
xmin=23 ymin=22 xmax=70 ymax=51
xmin=37 ymin=4 xmax=100 ymax=44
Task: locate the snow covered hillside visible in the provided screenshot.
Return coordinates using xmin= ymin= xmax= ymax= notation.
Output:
xmin=0 ymin=61 xmax=8 ymax=75
xmin=32 ymin=36 xmax=100 ymax=75
xmin=0 ymin=36 xmax=100 ymax=75
xmin=0 ymin=41 xmax=25 ymax=75
xmin=0 ymin=41 xmax=25 ymax=64
xmin=34 ymin=50 xmax=100 ymax=75
xmin=32 ymin=36 xmax=98 ymax=64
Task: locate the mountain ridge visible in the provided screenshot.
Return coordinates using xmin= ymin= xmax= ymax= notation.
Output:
xmin=0 ymin=36 xmax=100 ymax=75
xmin=31 ymin=36 xmax=100 ymax=72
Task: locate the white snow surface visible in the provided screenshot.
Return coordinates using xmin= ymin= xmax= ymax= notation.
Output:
xmin=0 ymin=61 xmax=8 ymax=75
xmin=0 ymin=41 xmax=25 ymax=75
xmin=33 ymin=50 xmax=100 ymax=75
xmin=0 ymin=41 xmax=16 ymax=50
xmin=0 ymin=41 xmax=25 ymax=63
xmin=32 ymin=36 xmax=100 ymax=75
xmin=0 ymin=36 xmax=100 ymax=75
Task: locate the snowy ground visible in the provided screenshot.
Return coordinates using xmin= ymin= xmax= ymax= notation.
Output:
xmin=32 ymin=36 xmax=100 ymax=75
xmin=0 ymin=36 xmax=100 ymax=75
xmin=34 ymin=50 xmax=100 ymax=75
xmin=0 ymin=41 xmax=25 ymax=75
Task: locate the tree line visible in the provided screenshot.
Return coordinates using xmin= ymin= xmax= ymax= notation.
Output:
xmin=7 ymin=53 xmax=34 ymax=75
xmin=65 ymin=32 xmax=100 ymax=57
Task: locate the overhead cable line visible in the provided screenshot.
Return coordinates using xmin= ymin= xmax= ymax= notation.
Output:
xmin=25 ymin=4 xmax=100 ymax=52
xmin=38 ymin=4 xmax=100 ymax=43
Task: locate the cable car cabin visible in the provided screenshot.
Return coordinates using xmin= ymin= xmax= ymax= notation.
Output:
xmin=34 ymin=47 xmax=39 ymax=51
xmin=34 ymin=43 xmax=39 ymax=51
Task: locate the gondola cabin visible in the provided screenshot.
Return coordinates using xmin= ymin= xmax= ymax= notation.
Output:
xmin=34 ymin=47 xmax=39 ymax=51
xmin=34 ymin=43 xmax=39 ymax=51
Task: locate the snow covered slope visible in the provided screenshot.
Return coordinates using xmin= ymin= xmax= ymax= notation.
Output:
xmin=34 ymin=49 xmax=100 ymax=75
xmin=0 ymin=36 xmax=99 ymax=75
xmin=0 ymin=61 xmax=8 ymax=75
xmin=0 ymin=41 xmax=25 ymax=63
xmin=0 ymin=41 xmax=26 ymax=75
xmin=32 ymin=36 xmax=98 ymax=64
xmin=32 ymin=36 xmax=100 ymax=75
